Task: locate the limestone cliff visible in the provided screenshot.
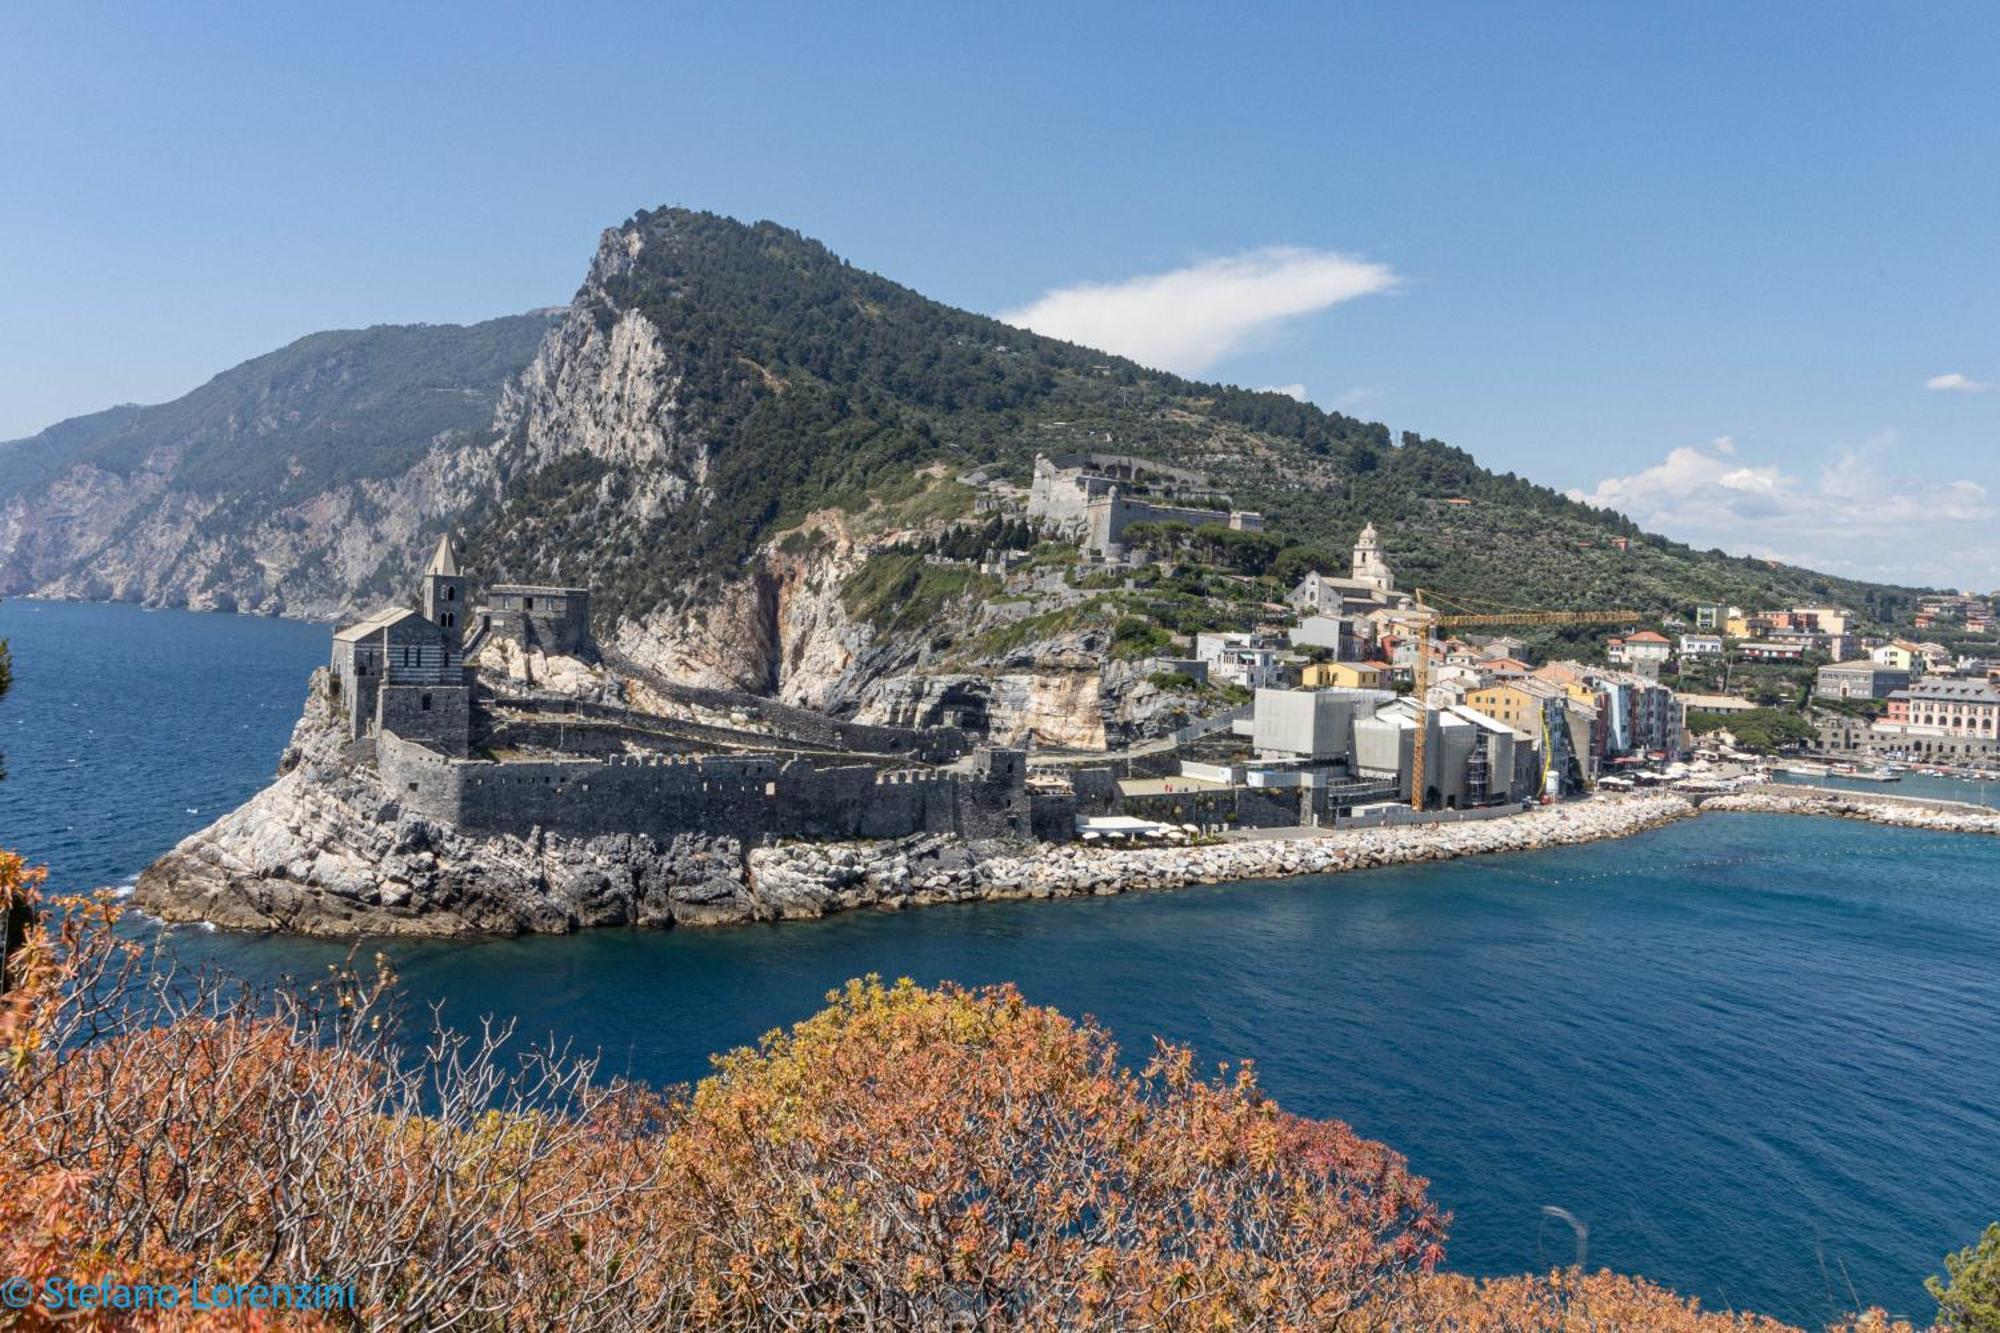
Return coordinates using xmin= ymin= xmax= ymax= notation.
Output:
xmin=135 ymin=670 xmax=762 ymax=936
xmin=0 ymin=315 xmax=558 ymax=618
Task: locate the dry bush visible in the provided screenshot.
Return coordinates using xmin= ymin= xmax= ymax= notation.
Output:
xmin=652 ymin=975 xmax=1445 ymax=1328
xmin=1393 ymin=1270 xmax=1919 ymax=1331
xmin=0 ymin=853 xmax=1939 ymax=1331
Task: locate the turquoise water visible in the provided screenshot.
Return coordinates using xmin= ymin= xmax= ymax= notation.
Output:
xmin=1774 ymin=769 xmax=2000 ymax=809
xmin=2 ymin=601 xmax=1995 ymax=1327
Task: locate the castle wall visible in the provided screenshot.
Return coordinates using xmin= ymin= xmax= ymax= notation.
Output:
xmin=483 ymin=586 xmax=592 ymax=656
xmin=377 ymin=735 xmax=1062 ymax=846
xmin=379 ymin=684 xmax=472 ymax=758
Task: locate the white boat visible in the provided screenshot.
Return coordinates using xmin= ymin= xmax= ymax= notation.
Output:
xmin=1778 ymin=762 xmax=1831 ymax=778
xmin=1842 ymin=768 xmax=1902 ymax=783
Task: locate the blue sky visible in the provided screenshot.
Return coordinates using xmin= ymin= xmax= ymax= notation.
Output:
xmin=2 ymin=2 xmax=1995 ymax=587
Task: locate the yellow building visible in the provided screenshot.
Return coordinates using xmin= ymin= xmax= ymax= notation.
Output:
xmin=1872 ymin=643 xmax=1915 ymax=672
xmin=1302 ymin=661 xmax=1388 ymax=690
xmin=1724 ymin=612 xmax=1752 ymax=639
xmin=1465 ymin=681 xmax=1555 ymax=732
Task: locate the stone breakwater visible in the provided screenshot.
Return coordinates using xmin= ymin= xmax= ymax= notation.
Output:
xmin=1701 ymin=786 xmax=2000 ymax=837
xmin=744 ymin=795 xmax=1698 ymax=921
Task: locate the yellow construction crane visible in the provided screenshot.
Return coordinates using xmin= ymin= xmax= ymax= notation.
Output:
xmin=1405 ymin=589 xmax=1639 ymax=810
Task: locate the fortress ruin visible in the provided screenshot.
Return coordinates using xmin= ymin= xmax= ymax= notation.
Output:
xmin=328 ymin=538 xmax=1072 ymax=846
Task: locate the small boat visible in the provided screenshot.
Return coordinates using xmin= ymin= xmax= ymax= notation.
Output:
xmin=1842 ymin=768 xmax=1902 ymax=783
xmin=1778 ymin=762 xmax=1831 ymax=778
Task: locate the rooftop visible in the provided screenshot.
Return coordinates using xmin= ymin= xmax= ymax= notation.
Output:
xmin=332 ymin=605 xmax=421 ymax=642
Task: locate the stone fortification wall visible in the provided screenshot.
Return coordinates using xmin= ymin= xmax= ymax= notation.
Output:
xmin=483 ymin=586 xmax=592 ymax=657
xmin=378 ymin=683 xmax=472 ymax=758
xmin=378 ymin=734 xmax=1054 ymax=846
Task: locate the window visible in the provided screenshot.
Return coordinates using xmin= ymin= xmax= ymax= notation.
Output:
xmin=523 ymin=596 xmax=535 ymax=611
xmin=446 ymin=586 xmax=456 ymax=601
xmin=420 ymin=693 xmax=432 ymax=711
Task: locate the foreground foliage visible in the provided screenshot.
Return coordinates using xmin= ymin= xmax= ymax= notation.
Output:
xmin=0 ymin=856 xmax=1956 ymax=1330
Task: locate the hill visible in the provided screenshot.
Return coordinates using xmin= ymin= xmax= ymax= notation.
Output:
xmin=468 ymin=208 xmax=1929 ymax=631
xmin=0 ymin=208 xmax=1937 ymax=731
xmin=0 ymin=313 xmax=558 ymax=615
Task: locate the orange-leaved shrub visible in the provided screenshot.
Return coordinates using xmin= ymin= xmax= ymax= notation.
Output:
xmin=0 ymin=854 xmax=1934 ymax=1331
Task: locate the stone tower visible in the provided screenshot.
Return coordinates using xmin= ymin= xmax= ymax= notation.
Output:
xmin=1352 ymin=521 xmax=1395 ymax=593
xmin=421 ymin=533 xmax=465 ymax=648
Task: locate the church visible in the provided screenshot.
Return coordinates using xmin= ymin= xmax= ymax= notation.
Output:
xmin=328 ymin=535 xmax=592 ymax=758
xmin=1287 ymin=522 xmax=1415 ymax=620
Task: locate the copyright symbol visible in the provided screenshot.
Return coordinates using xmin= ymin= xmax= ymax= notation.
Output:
xmin=1 ymin=1277 xmax=30 ymax=1309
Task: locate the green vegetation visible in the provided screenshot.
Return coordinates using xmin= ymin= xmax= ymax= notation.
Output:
xmin=1929 ymin=1222 xmax=2000 ymax=1332
xmin=1120 ymin=520 xmax=1287 ymax=576
xmin=839 ymin=553 xmax=999 ymax=635
xmin=884 ymin=513 xmax=1035 ymax=561
xmin=1109 ymin=615 xmax=1173 ymax=660
xmin=1687 ymin=707 xmax=1816 ymax=752
xmin=463 ymin=208 xmax=1940 ymax=630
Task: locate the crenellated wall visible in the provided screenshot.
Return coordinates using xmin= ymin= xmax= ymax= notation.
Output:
xmin=377 ymin=733 xmax=1058 ymax=845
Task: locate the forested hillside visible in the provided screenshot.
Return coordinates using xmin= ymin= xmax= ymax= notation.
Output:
xmin=469 ymin=208 xmax=1930 ymax=630
xmin=0 ymin=207 xmax=1933 ymax=631
xmin=0 ymin=314 xmax=557 ymax=614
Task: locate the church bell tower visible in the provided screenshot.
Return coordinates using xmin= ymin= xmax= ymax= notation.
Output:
xmin=421 ymin=533 xmax=465 ymax=649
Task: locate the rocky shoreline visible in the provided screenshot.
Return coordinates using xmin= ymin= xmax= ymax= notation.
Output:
xmin=134 ymin=684 xmax=1999 ymax=939
xmin=744 ymin=794 xmax=1697 ymax=920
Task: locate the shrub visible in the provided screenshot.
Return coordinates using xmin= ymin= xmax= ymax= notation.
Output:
xmin=0 ymin=859 xmax=1927 ymax=1331
xmin=1929 ymin=1222 xmax=2000 ymax=1332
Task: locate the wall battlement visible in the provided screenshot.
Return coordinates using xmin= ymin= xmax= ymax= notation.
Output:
xmin=379 ymin=733 xmax=1068 ymax=845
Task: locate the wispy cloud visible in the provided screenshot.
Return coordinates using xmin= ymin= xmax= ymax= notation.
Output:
xmin=1257 ymin=383 xmax=1309 ymax=402
xmin=1000 ymin=247 xmax=1397 ymax=375
xmin=1568 ymin=435 xmax=1996 ymax=587
xmin=1925 ymin=372 xmax=1990 ymax=393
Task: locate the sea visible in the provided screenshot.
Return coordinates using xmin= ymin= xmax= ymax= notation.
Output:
xmin=1 ymin=599 xmax=1994 ymax=1328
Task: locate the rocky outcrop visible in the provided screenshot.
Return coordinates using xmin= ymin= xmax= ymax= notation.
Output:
xmin=138 ymin=707 xmax=1697 ymax=937
xmin=135 ymin=672 xmax=757 ymax=937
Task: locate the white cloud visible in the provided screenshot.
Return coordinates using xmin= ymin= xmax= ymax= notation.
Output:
xmin=1257 ymin=383 xmax=1309 ymax=401
xmin=1568 ymin=435 xmax=1997 ymax=586
xmin=1925 ymin=372 xmax=1989 ymax=393
xmin=1000 ymin=247 xmax=1398 ymax=374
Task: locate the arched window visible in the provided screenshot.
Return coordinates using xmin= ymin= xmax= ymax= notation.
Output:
xmin=446 ymin=586 xmax=457 ymax=601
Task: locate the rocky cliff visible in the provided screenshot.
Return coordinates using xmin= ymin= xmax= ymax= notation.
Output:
xmin=7 ymin=206 xmax=1931 ymax=726
xmin=0 ymin=315 xmax=558 ymax=618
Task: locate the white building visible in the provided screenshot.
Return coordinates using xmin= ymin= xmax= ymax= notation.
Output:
xmin=1195 ymin=632 xmax=1280 ymax=689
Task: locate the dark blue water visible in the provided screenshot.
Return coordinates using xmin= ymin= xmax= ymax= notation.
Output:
xmin=2 ymin=601 xmax=1994 ymax=1327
